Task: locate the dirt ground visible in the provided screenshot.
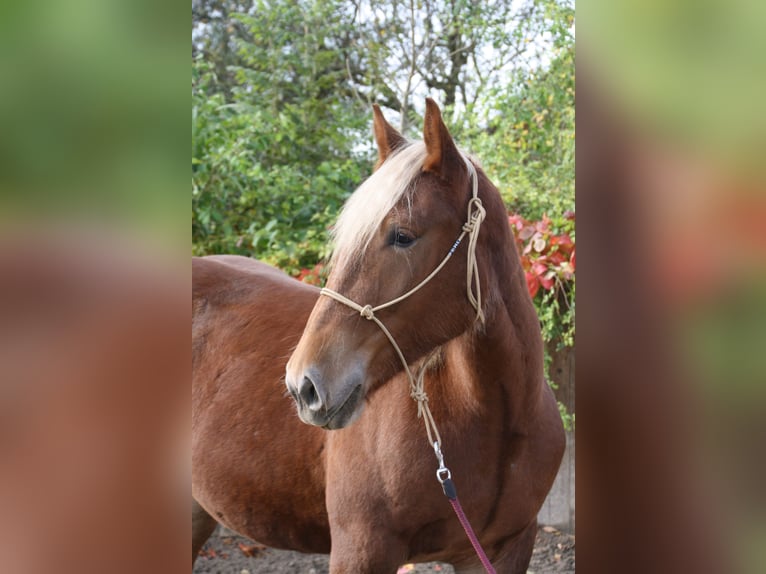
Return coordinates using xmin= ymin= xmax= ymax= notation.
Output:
xmin=194 ymin=525 xmax=574 ymax=574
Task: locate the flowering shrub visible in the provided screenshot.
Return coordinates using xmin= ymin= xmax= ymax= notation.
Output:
xmin=295 ymin=262 xmax=328 ymax=286
xmin=509 ymin=211 xmax=575 ymax=430
xmin=509 ymin=211 xmax=576 ymax=349
xmin=508 ymin=211 xmax=576 ymax=299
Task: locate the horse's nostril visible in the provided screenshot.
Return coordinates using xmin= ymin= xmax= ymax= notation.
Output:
xmin=298 ymin=375 xmax=322 ymax=412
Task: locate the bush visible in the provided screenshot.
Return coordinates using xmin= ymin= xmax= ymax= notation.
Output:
xmin=192 ymin=59 xmax=370 ymax=273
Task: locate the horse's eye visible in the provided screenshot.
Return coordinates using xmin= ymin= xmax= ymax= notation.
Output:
xmin=391 ymin=229 xmax=416 ymax=248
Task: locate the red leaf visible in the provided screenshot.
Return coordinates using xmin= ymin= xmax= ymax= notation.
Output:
xmin=548 ymin=251 xmax=566 ymax=266
xmin=525 ymin=272 xmax=540 ymax=298
xmin=540 ymin=271 xmax=556 ymax=290
xmin=508 ymin=214 xmax=526 ymax=230
xmin=550 ymin=234 xmax=574 ymax=252
xmin=532 ymin=261 xmax=548 ymax=276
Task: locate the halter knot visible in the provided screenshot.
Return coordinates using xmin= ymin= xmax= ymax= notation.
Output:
xmin=360 ymin=305 xmax=375 ymax=320
xmin=410 ymin=387 xmax=429 ymax=403
xmin=467 ymin=197 xmax=486 ymax=222
xmin=462 ymin=197 xmax=486 ymax=324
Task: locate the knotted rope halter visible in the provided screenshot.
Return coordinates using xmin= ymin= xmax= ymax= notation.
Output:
xmin=320 ymin=157 xmax=497 ymax=573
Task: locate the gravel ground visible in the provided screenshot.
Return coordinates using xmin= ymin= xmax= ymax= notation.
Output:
xmin=194 ymin=525 xmax=574 ymax=573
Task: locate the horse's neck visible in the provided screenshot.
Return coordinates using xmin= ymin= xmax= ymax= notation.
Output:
xmin=427 ymin=229 xmax=544 ymax=431
xmin=424 ymin=323 xmax=537 ymax=438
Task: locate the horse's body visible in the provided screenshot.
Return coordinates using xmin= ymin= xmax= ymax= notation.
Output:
xmin=192 ymin=101 xmax=565 ymax=573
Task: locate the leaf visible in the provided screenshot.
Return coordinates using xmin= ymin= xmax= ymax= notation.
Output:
xmin=540 ymin=272 xmax=555 ymax=291
xmin=548 ymin=251 xmax=566 ymax=265
xmin=519 ymin=225 xmax=535 ymax=241
xmin=525 ymin=271 xmax=540 ymax=298
xmin=532 ymin=261 xmax=548 ymax=276
xmin=238 ymin=542 xmax=265 ymax=557
xmin=508 ymin=214 xmax=526 ymax=230
xmin=550 ymin=234 xmax=574 ymax=252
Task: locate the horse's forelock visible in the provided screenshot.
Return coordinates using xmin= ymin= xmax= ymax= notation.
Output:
xmin=330 ymin=142 xmax=427 ymax=265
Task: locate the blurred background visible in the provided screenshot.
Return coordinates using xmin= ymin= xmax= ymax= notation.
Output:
xmin=0 ymin=1 xmax=189 ymax=573
xmin=577 ymin=0 xmax=765 ymax=572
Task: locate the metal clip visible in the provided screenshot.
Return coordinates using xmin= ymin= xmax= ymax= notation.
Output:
xmin=434 ymin=441 xmax=451 ymax=483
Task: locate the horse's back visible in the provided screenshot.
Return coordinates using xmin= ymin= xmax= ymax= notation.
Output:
xmin=192 ymin=254 xmax=319 ymax=409
xmin=193 ymin=255 xmax=319 ymax=370
xmin=193 ymin=255 xmax=315 ymax=309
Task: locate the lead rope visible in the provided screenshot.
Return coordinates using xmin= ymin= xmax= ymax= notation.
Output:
xmin=320 ymin=158 xmax=497 ymax=573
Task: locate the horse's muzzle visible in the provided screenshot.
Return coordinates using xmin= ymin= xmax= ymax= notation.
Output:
xmin=285 ymin=365 xmax=365 ymax=429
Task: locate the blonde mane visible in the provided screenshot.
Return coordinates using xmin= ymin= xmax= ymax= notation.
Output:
xmin=330 ymin=141 xmax=427 ymax=265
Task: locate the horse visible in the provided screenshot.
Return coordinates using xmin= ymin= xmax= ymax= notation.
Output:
xmin=192 ymin=99 xmax=565 ymax=573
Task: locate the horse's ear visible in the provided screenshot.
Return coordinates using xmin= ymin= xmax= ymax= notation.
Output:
xmin=422 ymin=98 xmax=461 ymax=177
xmin=373 ymin=104 xmax=406 ymax=170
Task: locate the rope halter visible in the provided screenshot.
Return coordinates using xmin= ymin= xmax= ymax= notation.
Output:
xmin=319 ymin=156 xmax=485 ymax=451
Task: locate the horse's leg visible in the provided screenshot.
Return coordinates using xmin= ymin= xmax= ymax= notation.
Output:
xmin=453 ymin=520 xmax=538 ymax=574
xmin=328 ymin=526 xmax=406 ymax=574
xmin=191 ymin=498 xmax=218 ymax=567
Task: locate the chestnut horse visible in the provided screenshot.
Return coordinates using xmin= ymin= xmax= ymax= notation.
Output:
xmin=192 ymin=99 xmax=565 ymax=573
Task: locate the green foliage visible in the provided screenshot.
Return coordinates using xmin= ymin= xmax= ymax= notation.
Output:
xmin=463 ymin=44 xmax=575 ymax=227
xmin=559 ymin=401 xmax=575 ymax=432
xmin=192 ymin=1 xmax=371 ymax=273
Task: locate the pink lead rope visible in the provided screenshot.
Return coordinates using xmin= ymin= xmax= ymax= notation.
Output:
xmin=434 ymin=442 xmax=497 ymax=574
xmin=449 ymin=498 xmax=497 ymax=574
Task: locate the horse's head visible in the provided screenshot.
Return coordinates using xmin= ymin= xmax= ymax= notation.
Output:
xmin=286 ymin=99 xmax=489 ymax=429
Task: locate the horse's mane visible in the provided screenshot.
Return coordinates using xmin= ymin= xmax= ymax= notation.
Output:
xmin=330 ymin=141 xmax=426 ymax=265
